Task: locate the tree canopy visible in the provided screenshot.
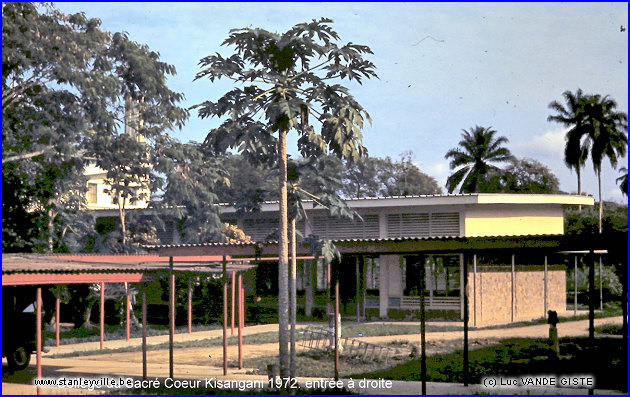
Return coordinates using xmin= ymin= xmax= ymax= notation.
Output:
xmin=192 ymin=17 xmax=377 ymax=378
xmin=444 ymin=126 xmax=513 ymax=193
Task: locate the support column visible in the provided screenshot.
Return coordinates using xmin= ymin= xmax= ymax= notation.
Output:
xmin=459 ymin=254 xmax=464 ymax=320
xmin=55 ymin=294 xmax=60 ymax=347
xmin=419 ymin=256 xmax=427 ymax=395
xmin=334 ymin=268 xmax=340 ymax=381
xmin=169 ymin=257 xmax=175 ymax=379
xmin=238 ymin=273 xmax=243 ymax=370
xmin=125 ymin=282 xmax=130 ymax=341
xmin=100 ymin=282 xmax=105 ymax=350
xmin=472 ymin=254 xmax=477 ymax=327
xmin=356 ymin=257 xmax=360 ymax=323
xmin=231 ymin=271 xmax=236 ymax=336
xmin=511 ymin=254 xmax=515 ymax=323
xmin=379 ymin=256 xmax=389 ymax=318
xmin=463 ymin=254 xmax=469 ymax=387
xmin=599 ymin=255 xmax=604 ymax=310
xmin=574 ymin=256 xmax=578 ymax=315
xmin=36 ymin=287 xmax=42 ymax=395
xmin=588 ymin=251 xmax=595 ymax=341
xmin=188 ymin=278 xmax=193 ymax=334
xmin=142 ymin=291 xmax=147 ymax=381
xmin=544 ymin=256 xmax=548 ymax=317
xmin=222 ymin=255 xmax=228 ymax=376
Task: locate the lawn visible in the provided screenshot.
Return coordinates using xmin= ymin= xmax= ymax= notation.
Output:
xmin=358 ymin=337 xmax=627 ymax=392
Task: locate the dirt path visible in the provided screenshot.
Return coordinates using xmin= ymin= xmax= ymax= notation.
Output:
xmin=3 ymin=316 xmax=624 ymax=395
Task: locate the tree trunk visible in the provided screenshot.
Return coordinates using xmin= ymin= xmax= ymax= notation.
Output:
xmin=119 ymin=195 xmax=127 ymax=245
xmin=277 ymin=129 xmax=290 ymax=378
xmin=290 ymin=218 xmax=297 ymax=379
xmin=305 ymin=260 xmax=314 ymax=318
xmin=577 ymin=166 xmax=582 ymax=211
xmin=47 ymin=208 xmax=55 ymax=254
xmin=597 ymin=169 xmax=603 ymax=234
xmin=83 ymin=303 xmax=94 ymax=329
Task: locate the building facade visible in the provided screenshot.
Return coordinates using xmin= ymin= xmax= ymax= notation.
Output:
xmin=219 ymin=193 xmax=593 ymax=324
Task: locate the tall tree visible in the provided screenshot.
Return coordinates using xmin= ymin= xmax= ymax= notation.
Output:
xmin=481 ymin=157 xmax=561 ymax=194
xmin=193 ymin=18 xmax=376 ymax=377
xmin=3 ymin=3 xmax=188 ymax=250
xmin=617 ymin=167 xmax=628 ymax=197
xmin=444 ymin=126 xmax=513 ymax=193
xmin=548 ymin=89 xmax=591 ymax=195
xmin=584 ymin=94 xmax=628 ymax=233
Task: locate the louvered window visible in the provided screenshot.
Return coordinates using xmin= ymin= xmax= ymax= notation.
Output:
xmin=388 ymin=212 xmax=460 ymax=237
xmin=311 ymin=214 xmax=379 ymax=240
xmin=430 ymin=212 xmax=460 ymax=236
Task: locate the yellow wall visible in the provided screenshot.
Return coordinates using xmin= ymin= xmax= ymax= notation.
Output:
xmin=464 ymin=204 xmax=564 ymax=237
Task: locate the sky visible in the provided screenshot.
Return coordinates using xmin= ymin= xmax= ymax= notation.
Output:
xmin=55 ymin=2 xmax=629 ymax=202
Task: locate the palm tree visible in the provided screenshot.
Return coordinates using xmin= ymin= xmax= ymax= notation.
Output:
xmin=547 ymin=89 xmax=591 ymax=195
xmin=617 ymin=167 xmax=628 ymax=196
xmin=585 ymin=94 xmax=628 ymax=232
xmin=445 ymin=126 xmax=513 ymax=193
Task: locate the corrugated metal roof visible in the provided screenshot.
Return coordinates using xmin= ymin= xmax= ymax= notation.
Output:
xmin=1 ymin=253 xmax=255 ymax=275
xmin=145 ymin=233 xmax=566 ymax=250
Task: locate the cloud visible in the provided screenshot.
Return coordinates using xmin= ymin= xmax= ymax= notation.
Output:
xmin=513 ymin=127 xmax=567 ymax=158
xmin=422 ymin=161 xmax=451 ymax=190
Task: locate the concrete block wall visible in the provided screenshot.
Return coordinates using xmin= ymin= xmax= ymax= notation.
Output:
xmin=468 ymin=268 xmax=567 ymax=325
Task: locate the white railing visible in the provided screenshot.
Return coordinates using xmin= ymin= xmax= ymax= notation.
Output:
xmin=400 ymin=296 xmax=460 ymax=311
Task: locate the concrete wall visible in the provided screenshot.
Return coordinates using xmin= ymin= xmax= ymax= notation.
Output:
xmin=84 ymin=164 xmax=150 ymax=210
xmin=468 ymin=268 xmax=567 ymax=325
xmin=464 ymin=204 xmax=564 ymax=237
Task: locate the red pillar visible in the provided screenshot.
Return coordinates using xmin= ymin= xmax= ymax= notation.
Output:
xmin=231 ymin=271 xmax=236 ymax=336
xmin=55 ymin=295 xmax=60 ymax=347
xmin=238 ymin=274 xmax=243 ymax=369
xmin=169 ymin=257 xmax=175 ymax=379
xmin=188 ymin=278 xmax=192 ymax=334
xmin=142 ymin=291 xmax=147 ymax=381
xmin=125 ymin=283 xmax=130 ymax=341
xmin=334 ymin=279 xmax=340 ymax=381
xmin=222 ymin=255 xmax=228 ymax=376
xmin=36 ymin=287 xmax=42 ymax=395
xmin=100 ymin=282 xmax=105 ymax=349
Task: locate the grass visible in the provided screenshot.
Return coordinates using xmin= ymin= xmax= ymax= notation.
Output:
xmin=357 ymin=336 xmax=627 ymax=392
xmin=594 ymin=324 xmax=623 ymax=335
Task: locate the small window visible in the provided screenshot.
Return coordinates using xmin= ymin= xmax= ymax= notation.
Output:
xmin=87 ymin=184 xmax=98 ymax=204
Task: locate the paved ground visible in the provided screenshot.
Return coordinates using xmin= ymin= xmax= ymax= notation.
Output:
xmin=2 ymin=316 xmax=624 ymax=395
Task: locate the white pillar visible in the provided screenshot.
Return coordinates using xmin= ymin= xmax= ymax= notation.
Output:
xmin=379 ymin=255 xmax=390 ymax=318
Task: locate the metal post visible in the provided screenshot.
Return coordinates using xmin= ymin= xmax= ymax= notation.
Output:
xmin=36 ymin=287 xmax=42 ymax=395
xmin=334 ymin=270 xmax=340 ymax=381
xmin=188 ymin=278 xmax=193 ymax=334
xmin=472 ymin=254 xmax=477 ymax=327
xmin=142 ymin=291 xmax=147 ymax=381
xmin=356 ymin=257 xmax=360 ymax=323
xmin=419 ymin=256 xmax=427 ymax=395
xmin=599 ymin=255 xmax=604 ymax=310
xmin=574 ymin=256 xmax=578 ymax=316
xmin=231 ymin=271 xmax=236 ymax=336
xmin=238 ymin=274 xmax=243 ymax=369
xmin=223 ymin=255 xmax=228 ymax=376
xmin=511 ymin=254 xmax=515 ymax=323
xmin=100 ymin=282 xmax=105 ymax=350
xmin=544 ymin=256 xmax=548 ymax=317
xmin=125 ymin=282 xmax=130 ymax=341
xmin=463 ymin=254 xmax=469 ymax=387
xmin=169 ymin=257 xmax=175 ymax=379
xmin=290 ymin=219 xmax=297 ymax=379
xmin=56 ymin=294 xmax=60 ymax=347
xmin=588 ymin=251 xmax=595 ymax=341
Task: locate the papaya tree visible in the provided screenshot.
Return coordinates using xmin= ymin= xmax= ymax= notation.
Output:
xmin=193 ymin=18 xmax=377 ymax=377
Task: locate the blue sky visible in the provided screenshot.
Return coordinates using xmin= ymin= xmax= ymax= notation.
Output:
xmin=56 ymin=2 xmax=629 ymax=202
